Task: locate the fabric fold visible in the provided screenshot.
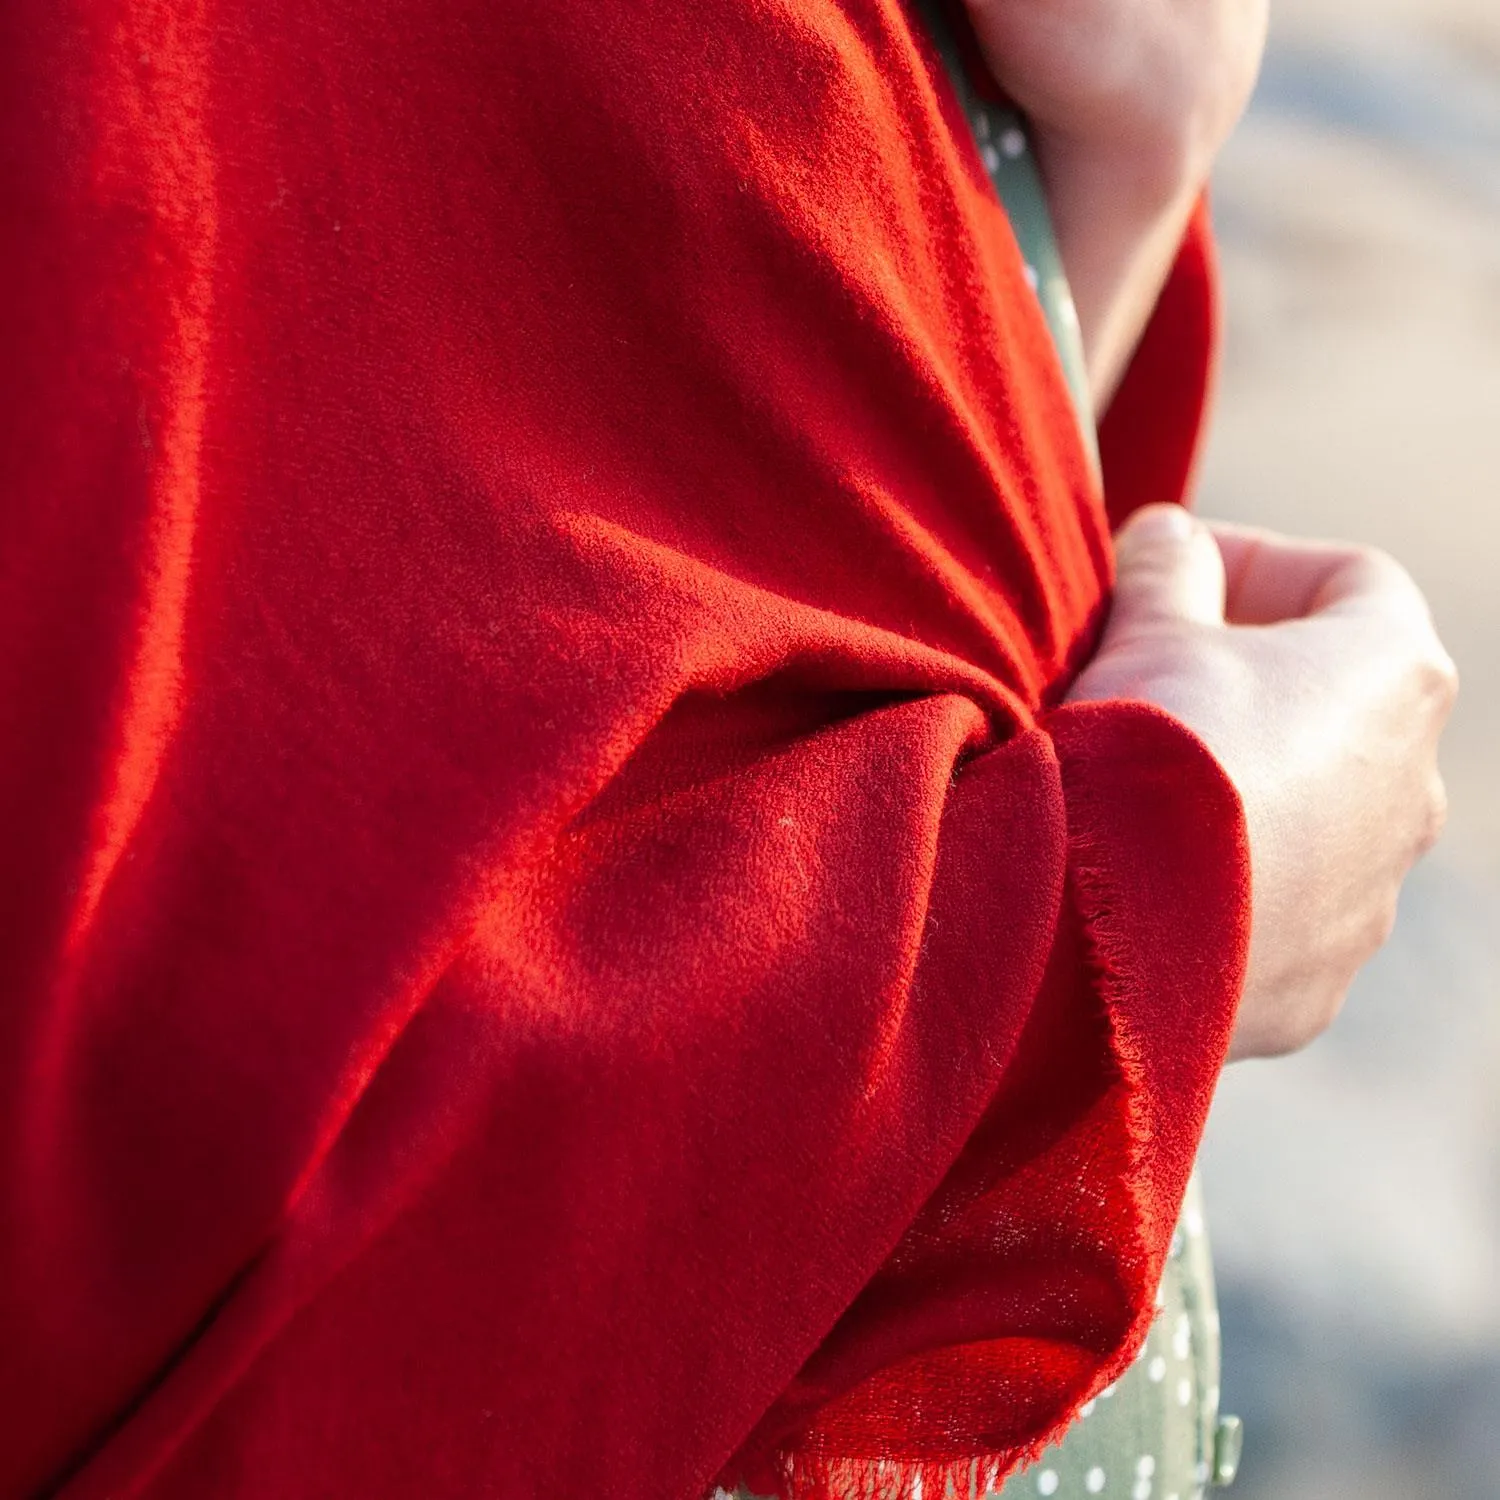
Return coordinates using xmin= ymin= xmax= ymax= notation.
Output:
xmin=0 ymin=2 xmax=1245 ymax=1498
xmin=734 ymin=703 xmax=1248 ymax=1500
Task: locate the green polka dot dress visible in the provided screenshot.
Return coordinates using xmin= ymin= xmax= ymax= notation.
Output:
xmin=914 ymin=0 xmax=1097 ymax=476
xmin=996 ymin=1176 xmax=1242 ymax=1500
xmin=725 ymin=1180 xmax=1241 ymax=1500
xmin=921 ymin=8 xmax=1245 ymax=1495
xmin=731 ymin=3 xmax=1245 ymax=1495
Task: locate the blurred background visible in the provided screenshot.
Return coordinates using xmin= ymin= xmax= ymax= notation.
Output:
xmin=1196 ymin=1 xmax=1500 ymax=1496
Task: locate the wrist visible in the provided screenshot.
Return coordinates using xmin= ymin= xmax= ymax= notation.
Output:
xmin=1036 ymin=122 xmax=1208 ymax=227
xmin=1034 ymin=133 xmax=1206 ymax=408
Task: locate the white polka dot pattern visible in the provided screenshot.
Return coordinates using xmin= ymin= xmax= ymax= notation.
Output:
xmin=907 ymin=17 xmax=1234 ymax=1485
xmin=1172 ymin=1316 xmax=1192 ymax=1360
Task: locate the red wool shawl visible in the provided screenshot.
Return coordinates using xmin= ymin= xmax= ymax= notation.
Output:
xmin=0 ymin=1 xmax=1250 ymax=1497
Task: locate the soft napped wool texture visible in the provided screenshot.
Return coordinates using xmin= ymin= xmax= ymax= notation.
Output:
xmin=0 ymin=2 xmax=1248 ymax=1497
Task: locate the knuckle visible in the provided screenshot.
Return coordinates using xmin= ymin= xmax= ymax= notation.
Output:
xmin=1360 ymin=544 xmax=1423 ymax=599
xmin=1408 ymin=644 xmax=1459 ymax=713
xmin=1359 ymin=541 xmax=1401 ymax=574
xmin=1353 ymin=543 xmax=1410 ymax=596
xmin=1433 ymin=650 xmax=1460 ymax=709
xmin=1417 ymin=778 xmax=1449 ymax=856
xmin=1363 ymin=895 xmax=1400 ymax=957
xmin=1361 ymin=547 xmax=1444 ymax=635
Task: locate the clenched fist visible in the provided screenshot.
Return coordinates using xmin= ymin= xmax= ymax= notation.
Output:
xmin=1069 ymin=507 xmax=1457 ymax=1060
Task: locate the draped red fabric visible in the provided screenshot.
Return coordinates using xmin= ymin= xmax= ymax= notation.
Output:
xmin=0 ymin=2 xmax=1248 ymax=1498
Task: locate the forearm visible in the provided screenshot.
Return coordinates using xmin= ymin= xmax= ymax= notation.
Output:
xmin=961 ymin=0 xmax=1268 ymax=411
xmin=1037 ymin=139 xmax=1205 ymax=411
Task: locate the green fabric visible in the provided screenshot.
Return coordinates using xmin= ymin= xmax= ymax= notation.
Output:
xmin=910 ymin=14 xmax=1242 ymax=1487
xmin=731 ymin=10 xmax=1244 ymax=1496
xmin=915 ymin=0 xmax=1100 ymax=475
xmin=731 ymin=9 xmax=1245 ymax=1495
xmin=994 ymin=1175 xmax=1237 ymax=1500
xmin=728 ymin=1180 xmax=1239 ymax=1499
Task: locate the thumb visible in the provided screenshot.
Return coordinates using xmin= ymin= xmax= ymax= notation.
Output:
xmin=1108 ymin=505 xmax=1226 ymax=633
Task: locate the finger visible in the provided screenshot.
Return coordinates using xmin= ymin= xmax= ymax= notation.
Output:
xmin=1209 ymin=520 xmax=1432 ymax=627
xmin=1208 ymin=521 xmax=1361 ymax=623
xmin=1108 ymin=505 xmax=1226 ymax=632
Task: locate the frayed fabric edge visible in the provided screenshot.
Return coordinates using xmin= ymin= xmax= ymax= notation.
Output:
xmin=723 ymin=704 xmax=1242 ymax=1500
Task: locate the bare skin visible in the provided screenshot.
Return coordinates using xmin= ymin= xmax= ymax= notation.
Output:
xmin=955 ymin=4 xmax=1458 ymax=1057
xmin=1069 ymin=507 xmax=1457 ymax=1060
xmin=962 ymin=0 xmax=1269 ymax=405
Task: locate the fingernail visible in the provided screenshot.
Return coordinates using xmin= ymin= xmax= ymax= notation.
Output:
xmin=1142 ymin=505 xmax=1196 ymax=541
xmin=1118 ymin=505 xmax=1195 ymax=560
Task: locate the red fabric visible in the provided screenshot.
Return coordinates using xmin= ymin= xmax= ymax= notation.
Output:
xmin=0 ymin=2 xmax=1248 ymax=1498
xmin=1099 ymin=195 xmax=1222 ymax=531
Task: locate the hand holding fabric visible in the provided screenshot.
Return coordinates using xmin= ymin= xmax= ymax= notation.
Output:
xmin=0 ymin=4 xmax=1249 ymax=1497
xmin=1069 ymin=506 xmax=1458 ymax=1059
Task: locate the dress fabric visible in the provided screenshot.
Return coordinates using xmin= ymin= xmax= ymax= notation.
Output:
xmin=989 ymin=1178 xmax=1240 ymax=1500
xmin=734 ymin=1178 xmax=1241 ymax=1500
xmin=0 ymin=3 xmax=1247 ymax=1500
xmin=874 ymin=11 xmax=1242 ymax=1497
xmin=924 ymin=14 xmax=1242 ymax=1500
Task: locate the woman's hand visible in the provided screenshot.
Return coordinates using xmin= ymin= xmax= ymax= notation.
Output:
xmin=962 ymin=0 xmax=1268 ymax=405
xmin=1068 ymin=507 xmax=1458 ymax=1060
